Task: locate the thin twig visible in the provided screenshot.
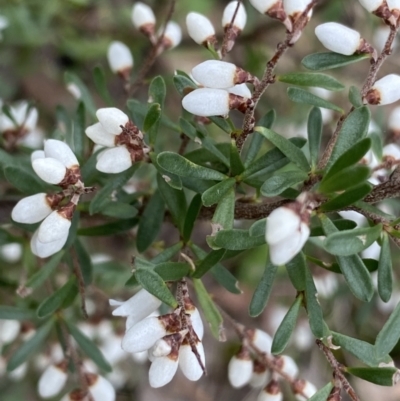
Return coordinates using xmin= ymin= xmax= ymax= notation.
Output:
xmin=72 ymin=247 xmax=88 ymax=319
xmin=220 ymin=0 xmax=242 ymax=58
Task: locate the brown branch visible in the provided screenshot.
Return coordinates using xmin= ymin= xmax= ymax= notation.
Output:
xmin=236 ymin=0 xmax=319 ymax=151
xmin=220 ymin=0 xmax=242 ymax=58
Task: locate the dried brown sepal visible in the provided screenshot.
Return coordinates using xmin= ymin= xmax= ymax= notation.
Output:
xmin=292 ymin=378 xmax=308 ymax=395
xmin=115 ymin=121 xmax=148 ymax=163
xmin=235 ymin=68 xmax=260 ymax=87
xmin=365 ymin=87 xmax=381 ymax=105
xmin=57 ymin=201 xmax=77 ymax=221
xmin=357 ymin=38 xmax=378 ymax=61
xmin=229 ymin=94 xmax=254 ymax=114
xmin=59 ymin=165 xmax=82 ymax=189
xmin=55 ymin=359 xmax=69 ymax=372
xmin=84 ymin=372 xmax=98 ymax=387
xmin=223 ymin=25 xmax=242 ymax=53
xmin=373 ymin=2 xmax=397 ymax=26
xmin=236 ymin=344 xmax=252 ymax=360
xmin=68 ymin=389 xmax=89 ymax=401
xmin=117 ymin=67 xmax=132 ymax=82
xmin=2 ymin=127 xmax=28 ymax=150
xmin=327 ymin=386 xmax=342 ymax=401
xmin=266 ymin=0 xmax=292 ymax=31
xmin=265 ymin=379 xmax=281 ymax=395
xmin=46 ymin=193 xmax=65 ymax=209
xmin=159 ymin=310 xmax=183 ymax=333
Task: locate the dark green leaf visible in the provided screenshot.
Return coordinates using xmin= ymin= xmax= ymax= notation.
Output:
xmin=149 ymin=75 xmax=166 ymax=107
xmin=151 ymin=242 xmax=183 ymax=264
xmin=64 ymin=71 xmax=96 ymax=116
xmin=346 ymin=367 xmax=398 ymax=386
xmin=135 ymin=268 xmax=177 ymax=308
xmin=261 ymin=170 xmax=308 ymax=196
xmin=378 ymin=232 xmax=392 ymax=303
xmin=249 ymin=218 xmax=267 ymax=237
xmin=287 ymin=87 xmax=343 ymax=113
xmin=0 ymin=306 xmax=36 ymax=321
xmin=271 ymin=294 xmax=303 ymax=354
xmin=77 ymin=218 xmax=138 ymax=236
xmin=278 ymin=72 xmax=345 ymax=91
xmin=183 ymin=194 xmax=202 ymax=242
xmin=308 ymin=383 xmax=334 ymax=401
xmin=137 ymin=191 xmax=165 ymax=253
xmin=209 ymin=116 xmax=232 ymax=133
xmin=143 ymin=103 xmax=161 ymax=133
xmin=301 ymin=52 xmax=369 ymax=71
xmin=7 ymin=319 xmax=54 ymax=372
xmin=213 ymin=229 xmax=266 ymax=250
xmin=349 ymin=86 xmax=363 ymax=108
xmin=308 ymin=107 xmax=322 ymax=169
xmin=202 ymin=178 xmax=236 ymax=207
xmin=26 ymin=251 xmax=64 ymax=289
xmin=37 ymin=277 xmax=78 ymax=318
xmin=100 ymin=202 xmax=138 ymax=219
xmin=286 ymin=252 xmax=306 ymax=291
xmin=74 ymin=240 xmax=93 ymax=286
xmin=93 ymin=65 xmax=113 ymax=105
xmin=305 ymin=266 xmax=324 ymax=338
xmin=154 ymin=262 xmax=190 ymax=281
xmin=254 ymin=127 xmax=310 ymax=172
xmin=193 ymin=278 xmax=224 ymax=340
xmin=193 ymin=248 xmax=226 ymax=278
xmin=65 ymin=321 xmax=112 ymax=372
xmin=126 ymin=99 xmax=147 ymax=131
xmin=310 ymin=219 xmax=357 ymax=236
xmin=375 ymin=300 xmax=400 ymax=359
xmin=150 ymin=152 xmax=182 ymax=190
xmin=173 ymin=74 xmax=197 ymax=96
xmin=4 ymin=165 xmax=49 ymax=195
xmin=319 ymin=165 xmax=370 ymax=194
xmin=72 ymin=101 xmax=85 ymax=160
xmin=230 ymin=140 xmax=245 ymax=176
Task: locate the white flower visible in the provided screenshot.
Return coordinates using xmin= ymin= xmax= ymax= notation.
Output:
xmin=315 ymin=23 xmax=361 ymax=55
xmin=160 ymin=21 xmax=182 ymax=49
xmin=250 ymin=0 xmax=280 ymax=14
xmin=107 ymin=41 xmax=134 ymax=75
xmin=132 ymin=2 xmax=156 ymax=30
xmin=222 ymin=1 xmax=247 ymax=30
xmin=276 ymin=355 xmax=298 ymax=379
xmin=8 ymin=362 xmax=28 ymax=382
xmin=228 ymin=83 xmax=252 ymax=98
xmin=37 ymin=362 xmax=68 ymax=398
xmin=257 ymin=380 xmax=283 ymax=401
xmin=248 ymin=329 xmax=273 ymax=353
xmin=294 ymin=380 xmax=317 ymax=401
xmin=389 ymin=106 xmax=400 ymax=131
xmin=86 ymin=374 xmax=116 ymax=401
xmin=149 ymin=354 xmax=179 ymax=388
xmin=266 ymin=205 xmax=310 ymax=265
xmin=361 ymin=241 xmax=381 ymax=260
xmin=387 ymin=0 xmax=400 ymax=11
xmin=383 ymin=143 xmax=400 ymax=159
xmin=283 ymin=0 xmax=312 ymax=18
xmin=0 ymin=319 xmax=20 ymax=345
xmin=178 ymin=342 xmax=205 ymax=381
xmin=249 ymin=361 xmax=271 ymax=388
xmin=373 ymin=26 xmax=395 ymax=53
xmin=186 ymin=12 xmax=216 ymax=45
xmin=0 ymin=242 xmax=23 ymax=263
xmin=12 ymin=193 xmax=53 ymax=224
xmin=358 ymin=0 xmax=384 ymax=12
xmin=182 ymin=88 xmax=231 ymax=116
xmin=367 ymin=74 xmax=400 ymax=105
xmin=192 ymin=60 xmax=240 ymax=89
xmin=228 ymin=352 xmax=253 ymax=388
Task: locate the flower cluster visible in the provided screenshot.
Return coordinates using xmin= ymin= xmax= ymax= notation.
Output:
xmin=11 ymin=140 xmax=88 ymax=258
xmin=111 ymin=285 xmax=205 ymax=388
xmin=85 ymin=107 xmax=149 ymax=174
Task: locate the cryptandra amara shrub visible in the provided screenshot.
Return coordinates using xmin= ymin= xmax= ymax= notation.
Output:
xmin=4 ymin=0 xmax=400 ymax=400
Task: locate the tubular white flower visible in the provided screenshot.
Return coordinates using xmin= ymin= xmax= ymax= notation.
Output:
xmin=132 ymin=2 xmax=156 ymax=30
xmin=368 ymin=74 xmax=400 ymax=105
xmin=87 ymin=374 xmax=116 ymax=401
xmin=149 ymin=356 xmax=179 ymax=388
xmin=0 ymin=319 xmax=20 ymax=344
xmin=182 ymin=88 xmax=230 ymax=117
xmin=162 ymin=21 xmax=182 ymax=49
xmin=294 ymin=380 xmax=317 ymax=401
xmin=122 ymin=316 xmax=167 ymax=353
xmin=283 ymin=0 xmax=312 ymax=17
xmin=222 ymin=1 xmax=247 ymax=30
xmin=251 ymin=329 xmax=273 ymax=353
xmin=96 ymin=107 xmax=129 ymax=135
xmin=389 ymin=106 xmax=400 ymax=131
xmin=277 ymin=355 xmax=298 ymax=379
xmin=358 ymin=0 xmax=384 ymax=12
xmin=44 ymin=139 xmax=79 ymax=168
xmin=85 ymin=122 xmax=117 ymax=147
xmin=0 ymin=243 xmax=23 ymax=263
xmin=179 ymin=343 xmax=205 ymax=381
xmin=31 ymin=229 xmax=69 ymax=258
xmin=107 ymin=41 xmax=134 ymax=74
xmin=96 ymin=146 xmax=132 ymax=174
xmin=32 ymin=157 xmax=67 ymax=185
xmin=315 ymin=23 xmax=361 ymax=55
xmin=387 ymin=0 xmax=400 ymax=11
xmin=249 ymin=0 xmax=280 ymax=14
xmin=228 ymin=355 xmax=253 ymax=388
xmin=192 ymin=60 xmax=239 ymax=89
xmin=38 ymin=210 xmax=71 ymax=244
xmin=38 ymin=363 xmax=68 ymax=398
xmin=11 ymin=193 xmax=53 ymax=224
xmin=186 ymin=12 xmax=216 ymax=45
xmin=228 ymin=83 xmax=252 ymax=98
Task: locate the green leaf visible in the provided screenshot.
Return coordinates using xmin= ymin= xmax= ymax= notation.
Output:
xmin=209 ymin=116 xmax=232 ymax=133
xmin=375 ymin=300 xmax=400 ymax=359
xmin=301 ymin=52 xmax=369 ymax=71
xmin=193 ymin=278 xmax=224 ymax=340
xmin=308 ymin=107 xmax=322 ymax=169
xmin=157 ymin=173 xmax=187 ymax=234
xmin=151 ymin=242 xmax=183 ymax=264
xmin=183 ymin=194 xmax=202 ymax=242
xmin=149 ymin=75 xmax=166 ymax=107
xmin=100 ymin=202 xmax=138 ymax=219
xmin=89 ymin=164 xmax=139 ymax=214
xmin=157 ymin=152 xmax=227 ymax=181
xmin=320 ymin=182 xmax=372 ymax=212
xmin=261 ymin=170 xmax=308 ymax=197
xmin=126 ymin=98 xmax=147 ymax=131
xmin=308 ymin=383 xmax=334 ymax=401
xmin=154 ymin=262 xmax=190 ymax=281
xmin=346 ymin=367 xmax=398 ymax=386
xmin=65 ymin=321 xmax=112 ymax=372
xmin=74 ymin=240 xmax=93 ymax=286
xmin=135 ymin=268 xmax=177 ymax=308
xmin=285 ymin=252 xmax=306 ymax=291
xmin=37 ymin=277 xmax=78 ymax=318
xmin=71 ymin=101 xmax=85 ymax=161
xmin=210 ymin=187 xmax=235 ymax=234
xmin=243 ymin=109 xmax=276 ymax=167
xmin=378 ymin=232 xmax=392 ymax=303
xmin=193 ymin=248 xmax=226 ymax=278
xmin=249 ymin=259 xmax=278 ymax=317
xmin=278 ymin=72 xmax=345 ymax=91
xmin=319 ymin=165 xmax=370 ymax=194
xmin=255 ymin=127 xmax=310 ymax=172
xmin=249 ymin=218 xmax=267 ymax=237
xmin=201 ymin=178 xmax=236 ymax=207
xmin=173 ymin=74 xmax=197 ymax=96
xmin=331 ymin=331 xmax=391 ymax=367
xmin=93 ymin=65 xmax=113 ymax=105
xmin=150 ymin=152 xmax=182 ymax=190
xmin=64 ymin=71 xmax=96 ymax=116
xmin=4 ymin=165 xmax=49 ymax=195
xmin=0 ymin=306 xmax=36 ymax=321
xmin=349 ymin=85 xmax=363 ymax=108
xmin=143 ymin=103 xmax=161 ymax=133
xmin=287 ymin=87 xmax=343 ymax=113
xmin=77 ymin=218 xmax=138 ymax=236
xmin=326 ymin=106 xmax=370 ymax=169
xmin=137 ymin=191 xmax=165 ymax=253
xmin=213 ymin=229 xmax=266 ymax=250
xmin=305 ymin=266 xmax=324 ymax=338
xmin=230 ymin=140 xmax=245 ymax=176
xmin=7 ymin=319 xmax=53 ymax=372
xmin=310 ymin=219 xmax=357 ymax=236
xmin=26 ymin=251 xmax=64 ymax=290
xmin=271 ymin=294 xmax=303 ymax=354
xmin=324 ymin=224 xmax=382 ymax=256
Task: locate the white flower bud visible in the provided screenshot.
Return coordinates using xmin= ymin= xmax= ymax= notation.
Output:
xmin=228 ymin=354 xmax=253 ymax=388
xmin=387 ymin=0 xmax=400 ymax=11
xmin=294 ymin=380 xmax=317 ymax=401
xmin=186 ymin=12 xmax=216 ymax=45
xmin=192 ymin=60 xmax=240 ymax=89
xmin=250 ymin=361 xmax=271 ymax=388
xmin=96 ymin=107 xmax=129 ymax=135
xmin=132 ymin=2 xmax=156 ymax=30
xmin=87 ymin=374 xmax=116 ymax=401
xmin=161 ymin=21 xmax=182 ymax=49
xmin=315 ymin=23 xmax=361 ymax=55
xmin=367 ymin=74 xmax=400 ymax=105
xmin=182 ymin=88 xmax=230 ymax=117
xmin=228 ymin=83 xmax=252 ymax=98
xmin=31 ymin=229 xmax=69 ymax=258
xmin=122 ymin=316 xmax=167 ymax=353
xmin=149 ymin=356 xmax=179 ymax=388
xmin=249 ymin=329 xmax=273 ymax=353
xmin=44 ymin=139 xmax=79 ymax=168
xmin=358 ymin=0 xmax=384 ymax=12
xmin=257 ymin=380 xmax=283 ymax=401
xmin=107 ymin=41 xmax=134 ymax=74
xmin=222 ymin=1 xmax=247 ymax=30
xmin=383 ymin=143 xmax=400 ymax=159
xmin=31 ymin=150 xmax=45 ymax=161
xmin=12 ymin=193 xmax=53 ymax=224
xmin=131 ymin=350 xmax=148 ymax=364
xmin=96 ymin=146 xmax=132 ymax=174
xmin=38 ymin=363 xmax=68 ymax=398
xmin=0 ymin=319 xmax=20 ymax=344
xmin=179 ymin=342 xmax=205 ymax=381
xmin=38 ymin=210 xmax=71 ymax=244
xmin=389 ymin=106 xmax=400 ymax=131
xmin=250 ymin=0 xmax=280 ymax=14
xmin=283 ymin=0 xmax=312 ymax=17
xmin=32 ymin=157 xmax=67 ymax=185
xmin=85 ymin=122 xmax=117 ymax=147
xmin=0 ymin=243 xmax=23 ymax=263
xmin=100 ymin=334 xmax=126 ymax=365
xmin=277 ymin=355 xmax=298 ymax=379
